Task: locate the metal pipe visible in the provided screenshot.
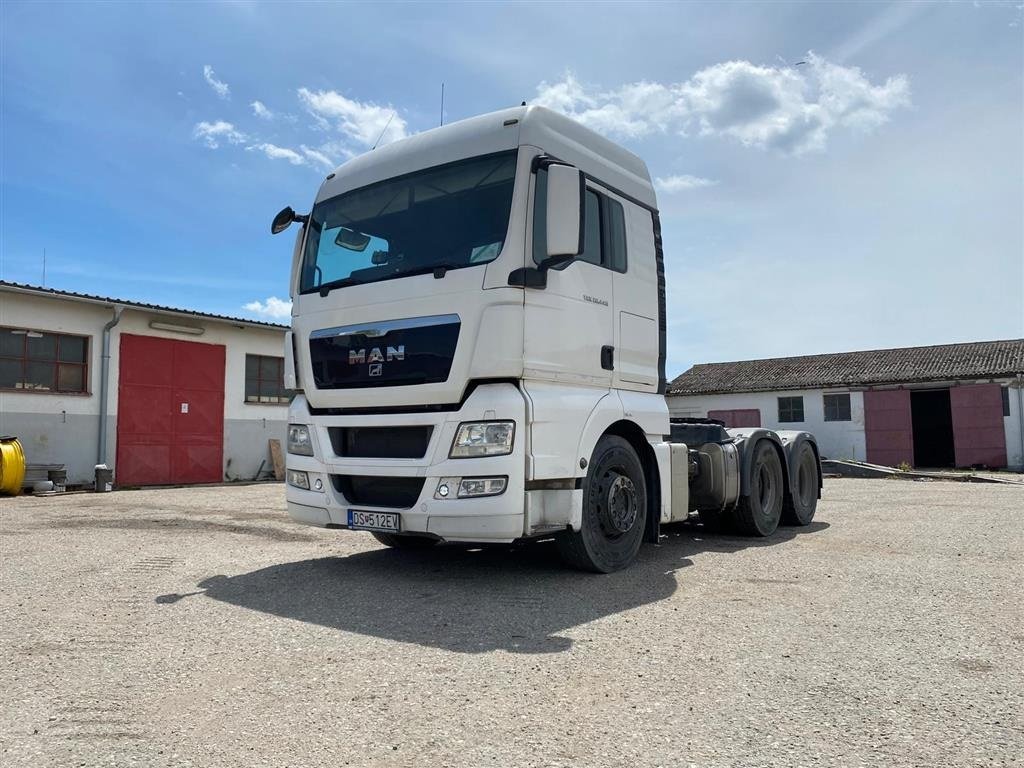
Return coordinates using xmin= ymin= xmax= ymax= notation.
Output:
xmin=97 ymin=305 xmax=123 ymax=465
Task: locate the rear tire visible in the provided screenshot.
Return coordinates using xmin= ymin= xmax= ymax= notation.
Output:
xmin=371 ymin=532 xmax=438 ymax=549
xmin=732 ymin=440 xmax=784 ymax=537
xmin=781 ymin=442 xmax=818 ymax=526
xmin=557 ymin=435 xmax=647 ymax=573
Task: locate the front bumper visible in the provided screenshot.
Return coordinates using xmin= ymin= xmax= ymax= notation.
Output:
xmin=285 ymin=383 xmax=528 ymax=543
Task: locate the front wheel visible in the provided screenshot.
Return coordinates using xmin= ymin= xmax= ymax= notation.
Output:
xmin=557 ymin=435 xmax=647 ymax=573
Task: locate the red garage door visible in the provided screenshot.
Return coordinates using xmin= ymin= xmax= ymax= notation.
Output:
xmin=116 ymin=334 xmax=225 ymax=486
xmin=950 ymin=384 xmax=1007 ymax=468
xmin=707 ymin=409 xmax=761 ymax=427
xmin=864 ymin=389 xmax=914 ymax=467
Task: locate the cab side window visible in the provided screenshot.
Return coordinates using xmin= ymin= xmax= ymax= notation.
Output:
xmin=604 ymin=197 xmax=627 ymax=273
xmin=578 ymin=191 xmax=602 ymax=266
xmin=533 ymin=169 xmax=629 ymax=273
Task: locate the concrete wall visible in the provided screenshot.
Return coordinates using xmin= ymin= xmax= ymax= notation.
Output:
xmin=0 ymin=289 xmax=288 ymax=485
xmin=668 ymin=387 xmax=868 ymax=461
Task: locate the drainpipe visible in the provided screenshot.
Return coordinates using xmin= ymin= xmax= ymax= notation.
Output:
xmin=1017 ymin=373 xmax=1024 ymax=472
xmin=97 ymin=305 xmax=123 ymax=466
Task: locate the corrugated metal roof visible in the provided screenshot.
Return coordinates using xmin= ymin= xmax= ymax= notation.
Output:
xmin=0 ymin=281 xmax=288 ymax=330
xmin=667 ymin=339 xmax=1024 ymax=395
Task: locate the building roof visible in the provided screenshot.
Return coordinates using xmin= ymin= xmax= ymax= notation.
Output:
xmin=0 ymin=281 xmax=288 ymax=331
xmin=667 ymin=339 xmax=1024 ymax=395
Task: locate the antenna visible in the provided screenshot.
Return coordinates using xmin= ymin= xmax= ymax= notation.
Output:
xmin=372 ymin=112 xmax=395 ymax=150
xmin=42 ymin=248 xmax=46 ymax=287
xmin=440 ymin=82 xmax=445 ymax=126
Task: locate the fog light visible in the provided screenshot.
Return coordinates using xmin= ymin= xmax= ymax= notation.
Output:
xmin=458 ymin=476 xmax=507 ymax=498
xmin=313 ymin=478 xmax=323 ymax=491
xmin=287 ymin=469 xmax=310 ymax=490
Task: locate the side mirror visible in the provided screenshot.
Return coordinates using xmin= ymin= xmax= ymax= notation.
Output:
xmin=545 ymin=164 xmax=585 ymax=259
xmin=271 ymin=206 xmax=308 ymax=235
xmin=537 ymin=253 xmax=576 ymax=271
xmin=272 ymin=207 xmax=296 ymax=235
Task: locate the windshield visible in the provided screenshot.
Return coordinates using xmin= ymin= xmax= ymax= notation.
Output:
xmin=300 ymin=151 xmax=518 ymax=293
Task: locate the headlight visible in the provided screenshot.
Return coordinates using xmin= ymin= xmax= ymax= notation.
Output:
xmin=287 ymin=424 xmax=314 ymax=456
xmin=449 ymin=421 xmax=515 ymax=458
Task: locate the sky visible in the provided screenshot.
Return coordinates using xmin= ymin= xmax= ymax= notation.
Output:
xmin=1 ymin=0 xmax=1022 ymax=377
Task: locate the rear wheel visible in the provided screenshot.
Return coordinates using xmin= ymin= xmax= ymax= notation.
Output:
xmin=732 ymin=440 xmax=784 ymax=537
xmin=371 ymin=532 xmax=438 ymax=549
xmin=557 ymin=435 xmax=647 ymax=573
xmin=781 ymin=442 xmax=818 ymax=526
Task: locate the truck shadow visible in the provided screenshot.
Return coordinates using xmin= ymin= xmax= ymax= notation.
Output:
xmin=170 ymin=520 xmax=829 ymax=655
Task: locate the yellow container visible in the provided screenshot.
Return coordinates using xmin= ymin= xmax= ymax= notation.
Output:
xmin=0 ymin=437 xmax=27 ymax=496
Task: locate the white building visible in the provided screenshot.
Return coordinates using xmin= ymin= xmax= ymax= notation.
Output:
xmin=667 ymin=339 xmax=1024 ymax=470
xmin=0 ymin=281 xmax=290 ymax=486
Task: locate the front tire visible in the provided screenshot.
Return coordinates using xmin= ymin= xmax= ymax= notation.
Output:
xmin=371 ymin=532 xmax=438 ymax=549
xmin=557 ymin=435 xmax=647 ymax=573
xmin=731 ymin=440 xmax=784 ymax=537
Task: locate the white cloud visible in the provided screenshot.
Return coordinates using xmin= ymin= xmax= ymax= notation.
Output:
xmin=654 ymin=174 xmax=718 ymax=193
xmin=193 ymin=120 xmax=246 ymax=149
xmin=250 ymin=100 xmax=273 ymax=119
xmin=300 ymin=144 xmax=336 ymax=170
xmin=246 ymin=142 xmax=306 ymax=165
xmin=534 ymin=53 xmax=910 ymax=154
xmin=203 ymin=65 xmax=230 ymax=100
xmin=297 ymin=87 xmax=408 ymax=147
xmin=244 ymin=296 xmax=292 ymax=319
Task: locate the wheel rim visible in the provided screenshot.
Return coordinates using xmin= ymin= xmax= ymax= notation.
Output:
xmin=799 ymin=454 xmax=815 ymax=507
xmin=757 ymin=460 xmax=777 ymax=513
xmin=598 ymin=471 xmax=639 ymax=538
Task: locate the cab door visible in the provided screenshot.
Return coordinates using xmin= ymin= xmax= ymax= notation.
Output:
xmin=523 ymin=167 xmax=614 ymax=387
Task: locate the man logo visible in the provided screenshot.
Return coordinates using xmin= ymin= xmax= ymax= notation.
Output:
xmin=368 ymin=363 xmax=382 ymax=377
xmin=349 ymin=345 xmax=405 ymax=365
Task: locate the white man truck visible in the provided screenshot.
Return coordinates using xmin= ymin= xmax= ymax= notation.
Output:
xmin=273 ymin=105 xmax=821 ymax=572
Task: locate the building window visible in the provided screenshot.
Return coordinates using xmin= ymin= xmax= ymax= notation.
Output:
xmin=1002 ymin=387 xmax=1011 ymax=417
xmin=824 ymin=393 xmax=852 ymax=422
xmin=777 ymin=396 xmax=804 ymax=423
xmin=245 ymin=354 xmax=292 ymax=404
xmin=0 ymin=326 xmax=89 ymax=393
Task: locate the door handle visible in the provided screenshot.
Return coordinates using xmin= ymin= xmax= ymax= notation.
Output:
xmin=601 ymin=345 xmax=614 ymax=371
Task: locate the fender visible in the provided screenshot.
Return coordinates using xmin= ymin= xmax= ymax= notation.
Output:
xmin=725 ymin=428 xmax=790 ymax=499
xmin=574 ymin=392 xmax=626 ymax=478
xmin=776 ymin=430 xmax=823 ymax=499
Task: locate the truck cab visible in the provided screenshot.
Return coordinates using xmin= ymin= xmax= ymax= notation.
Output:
xmin=277 ymin=106 xmax=821 ymax=572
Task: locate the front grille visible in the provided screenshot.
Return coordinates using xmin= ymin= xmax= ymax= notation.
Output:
xmin=332 ymin=475 xmax=425 ymax=509
xmin=328 ymin=426 xmax=433 ymax=459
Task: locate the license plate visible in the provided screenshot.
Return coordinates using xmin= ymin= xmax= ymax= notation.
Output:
xmin=348 ymin=509 xmax=400 ymax=532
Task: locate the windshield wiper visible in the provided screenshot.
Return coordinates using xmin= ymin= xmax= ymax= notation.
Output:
xmin=316 ymin=276 xmax=361 ymax=298
xmin=390 ymin=262 xmax=462 ymax=280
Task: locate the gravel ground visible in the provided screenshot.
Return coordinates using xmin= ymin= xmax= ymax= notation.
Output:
xmin=1 ymin=478 xmax=1021 ymax=767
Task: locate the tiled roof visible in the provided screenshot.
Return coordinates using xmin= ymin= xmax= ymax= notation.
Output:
xmin=0 ymin=281 xmax=288 ymax=330
xmin=667 ymin=339 xmax=1024 ymax=395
